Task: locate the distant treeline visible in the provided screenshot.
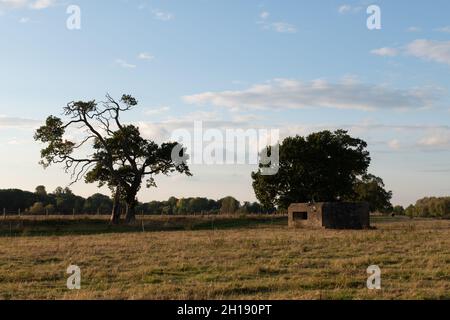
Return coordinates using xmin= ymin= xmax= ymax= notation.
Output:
xmin=1 ymin=186 xmax=449 ymax=218
xmin=399 ymin=197 xmax=450 ymax=218
xmin=0 ymin=186 xmax=271 ymax=215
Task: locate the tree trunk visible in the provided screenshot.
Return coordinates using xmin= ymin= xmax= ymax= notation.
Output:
xmin=125 ymin=201 xmax=136 ymax=224
xmin=125 ymin=181 xmax=140 ymax=225
xmin=110 ymin=186 xmax=121 ymax=225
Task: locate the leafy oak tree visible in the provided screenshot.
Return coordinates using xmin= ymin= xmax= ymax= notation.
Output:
xmin=251 ymin=130 xmax=374 ymax=209
xmin=34 ymin=94 xmax=191 ymax=224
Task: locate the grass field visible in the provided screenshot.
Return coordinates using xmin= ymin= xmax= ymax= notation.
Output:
xmin=0 ymin=215 xmax=449 ymax=300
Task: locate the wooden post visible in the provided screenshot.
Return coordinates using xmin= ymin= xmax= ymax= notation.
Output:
xmin=73 ymin=208 xmax=75 ymax=218
xmin=18 ymin=208 xmax=21 ymax=217
xmin=3 ymin=208 xmax=5 ymax=219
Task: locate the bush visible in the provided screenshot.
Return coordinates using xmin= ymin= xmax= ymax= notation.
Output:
xmin=29 ymin=202 xmax=45 ymax=215
xmin=45 ymin=204 xmax=55 ymax=215
xmin=393 ymin=205 xmax=405 ymax=216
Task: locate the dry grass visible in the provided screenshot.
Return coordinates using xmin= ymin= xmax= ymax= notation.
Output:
xmin=0 ymin=216 xmax=449 ymax=300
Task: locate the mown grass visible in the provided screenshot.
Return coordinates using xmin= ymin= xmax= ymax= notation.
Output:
xmin=0 ymin=216 xmax=448 ymax=300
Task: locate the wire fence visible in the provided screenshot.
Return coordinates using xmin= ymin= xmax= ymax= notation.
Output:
xmin=1 ymin=208 xmax=112 ymax=218
xmin=1 ymin=208 xmax=285 ymax=219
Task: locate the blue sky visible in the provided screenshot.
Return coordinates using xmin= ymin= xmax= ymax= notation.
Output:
xmin=0 ymin=0 xmax=450 ymax=206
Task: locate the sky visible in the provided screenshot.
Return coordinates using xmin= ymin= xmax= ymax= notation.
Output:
xmin=0 ymin=0 xmax=449 ymax=206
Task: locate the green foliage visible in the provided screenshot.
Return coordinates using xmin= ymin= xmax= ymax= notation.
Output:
xmin=34 ymin=94 xmax=191 ymax=223
xmin=407 ymin=197 xmax=450 ymax=218
xmin=393 ymin=205 xmax=405 ymax=216
xmin=0 ymin=186 xmax=106 ymax=215
xmin=238 ymin=201 xmax=269 ymax=214
xmin=188 ymin=198 xmax=210 ymax=213
xmin=405 ymin=205 xmax=416 ymax=218
xmin=29 ymin=202 xmax=45 ymax=215
xmin=45 ymin=204 xmax=55 ymax=215
xmin=83 ymin=193 xmax=113 ymax=215
xmin=53 ymin=187 xmax=84 ymax=214
xmin=139 ymin=197 xmax=267 ymax=215
xmin=0 ymin=189 xmax=40 ymax=211
xmin=34 ymin=116 xmax=75 ymax=169
xmin=35 ymin=185 xmax=47 ymax=196
xmin=220 ymin=196 xmax=241 ymax=214
xmin=351 ymin=174 xmax=393 ymax=213
xmin=252 ymin=130 xmax=371 ymax=209
xmin=0 ymin=186 xmax=269 ymax=216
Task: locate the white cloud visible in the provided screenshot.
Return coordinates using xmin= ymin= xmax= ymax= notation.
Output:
xmin=144 ymin=106 xmax=170 ymax=116
xmin=418 ymin=131 xmax=450 ymax=149
xmin=183 ymin=78 xmax=438 ymax=112
xmin=340 ymin=74 xmax=360 ymax=85
xmin=280 ymin=123 xmax=450 ymax=153
xmin=257 ymin=10 xmax=297 ymax=34
xmin=152 ymin=9 xmax=174 ymax=21
xmin=134 ymin=117 xmax=450 ymax=154
xmin=231 ymin=113 xmax=263 ymax=123
xmin=115 ymin=59 xmax=136 ymax=69
xmin=436 ymin=26 xmax=450 ymax=33
xmin=406 ymin=39 xmax=450 ymax=66
xmin=137 ymin=122 xmax=171 ymax=144
xmin=0 ymin=0 xmax=28 ymax=9
xmin=0 ymin=0 xmax=55 ymax=10
xmin=161 ymin=111 xmax=221 ymax=124
xmin=7 ymin=138 xmax=28 ymax=145
xmin=18 ymin=16 xmax=29 ymax=23
xmin=371 ymin=47 xmax=398 ymax=57
xmin=260 ymin=11 xmax=269 ymax=19
xmin=372 ymin=39 xmax=450 ymax=66
xmin=407 ymin=26 xmax=422 ymax=32
xmin=30 ymin=0 xmax=53 ymax=10
xmin=0 ymin=115 xmax=40 ymax=129
xmin=388 ymin=139 xmax=401 ymax=150
xmin=138 ymin=52 xmax=154 ymax=60
xmin=269 ymin=22 xmax=297 ymax=34
xmin=135 ymin=111 xmax=239 ymax=144
xmin=231 ymin=80 xmax=248 ymax=85
xmin=338 ymin=5 xmax=351 ymax=14
xmin=338 ymin=4 xmax=362 ymax=14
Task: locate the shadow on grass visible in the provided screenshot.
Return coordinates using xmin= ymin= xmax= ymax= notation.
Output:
xmin=0 ymin=215 xmax=288 ymax=237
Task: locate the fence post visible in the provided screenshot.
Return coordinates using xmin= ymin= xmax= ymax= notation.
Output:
xmin=73 ymin=208 xmax=75 ymax=217
xmin=3 ymin=208 xmax=5 ymax=219
xmin=18 ymin=208 xmax=21 ymax=217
